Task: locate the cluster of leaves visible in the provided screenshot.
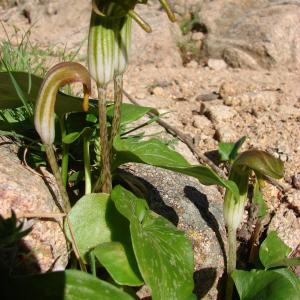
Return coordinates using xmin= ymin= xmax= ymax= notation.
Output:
xmin=233 ymin=232 xmax=300 ymax=300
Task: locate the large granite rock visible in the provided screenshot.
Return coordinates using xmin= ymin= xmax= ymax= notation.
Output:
xmin=122 ymin=163 xmax=227 ymax=299
xmin=0 ymin=139 xmax=68 ymax=274
xmin=200 ymin=0 xmax=300 ymax=69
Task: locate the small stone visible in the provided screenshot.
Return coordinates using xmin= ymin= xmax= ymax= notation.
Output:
xmin=292 ymin=173 xmax=300 ymax=190
xmin=46 ymin=3 xmax=58 ymax=16
xmin=219 ymin=82 xmax=241 ymax=98
xmin=205 ymin=104 xmax=237 ymax=123
xmin=275 ymin=105 xmax=300 ymax=118
xmin=286 ymin=190 xmax=300 ymax=211
xmin=223 ymin=95 xmax=243 ymax=106
xmin=195 ymin=39 xmax=203 ymax=49
xmin=193 ymin=115 xmax=212 ymax=129
xmin=186 ymin=60 xmax=199 ymax=68
xmin=207 ymin=59 xmax=227 ymax=71
xmin=191 ymin=32 xmax=205 ymax=41
xmin=152 ymin=86 xmax=165 ymax=97
xmin=214 ymin=123 xmax=238 ymax=142
xmin=135 ymin=92 xmax=146 ymax=99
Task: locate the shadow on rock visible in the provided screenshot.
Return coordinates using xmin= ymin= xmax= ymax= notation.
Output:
xmin=193 ymin=267 xmax=217 ymax=299
xmin=184 ymin=186 xmax=227 ymax=269
xmin=116 ymin=169 xmax=179 ymax=226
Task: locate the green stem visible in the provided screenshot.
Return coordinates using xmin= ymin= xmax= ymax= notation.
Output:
xmin=44 ymin=144 xmax=71 ymax=212
xmin=94 ymin=86 xmax=112 ymax=193
xmin=249 ymin=218 xmax=262 ymax=264
xmin=109 ymin=74 xmax=123 ymax=156
xmin=59 ymin=117 xmax=69 ymax=187
xmin=226 ymin=225 xmax=237 ymax=300
xmin=44 ymin=144 xmax=86 ymax=271
xmin=90 ymin=251 xmax=97 ymax=277
xmin=83 ymin=135 xmax=92 ymax=194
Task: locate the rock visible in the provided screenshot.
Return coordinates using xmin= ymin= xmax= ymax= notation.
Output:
xmin=222 ymin=47 xmax=261 ymax=70
xmin=214 ymin=123 xmax=238 ymax=142
xmin=268 ymin=204 xmax=300 ymax=250
xmin=152 ymin=86 xmax=165 ymax=97
xmin=46 ymin=2 xmax=58 ymax=16
xmin=186 ymin=60 xmax=199 ymax=68
xmin=123 ymin=163 xmax=227 ymax=299
xmin=193 ymin=115 xmax=212 ymax=129
xmin=292 ymin=173 xmax=300 ymax=190
xmin=223 ymin=91 xmax=278 ymax=109
xmin=275 ymin=105 xmax=300 ymax=117
xmin=0 ymin=140 xmax=68 ymax=274
xmin=200 ymin=1 xmax=300 ymax=69
xmin=192 ymin=32 xmax=205 ymax=41
xmin=207 ymin=59 xmax=227 ymax=71
xmin=285 ymin=190 xmax=300 ymax=212
xmin=219 ymin=81 xmax=244 ymax=98
xmin=204 ymin=104 xmax=237 ymax=123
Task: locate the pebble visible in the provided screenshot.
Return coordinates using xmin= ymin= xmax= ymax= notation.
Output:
xmin=205 ymin=104 xmax=237 ymax=123
xmin=292 ymin=173 xmax=300 ymax=190
xmin=207 ymin=59 xmax=227 ymax=71
xmin=191 ymin=32 xmax=205 ymax=41
xmin=219 ymin=82 xmax=241 ymax=98
xmin=186 ymin=60 xmax=199 ymax=68
xmin=152 ymin=86 xmax=165 ymax=97
xmin=214 ymin=122 xmax=238 ymax=142
xmin=192 ymin=115 xmax=212 ymax=129
xmin=46 ymin=3 xmax=58 ymax=15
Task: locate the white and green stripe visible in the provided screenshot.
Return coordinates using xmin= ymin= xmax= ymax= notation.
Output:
xmin=34 ymin=62 xmax=91 ymax=144
xmin=114 ymin=16 xmax=132 ymax=76
xmin=88 ymin=5 xmax=132 ymax=87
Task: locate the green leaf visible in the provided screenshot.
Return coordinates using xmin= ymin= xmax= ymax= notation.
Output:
xmin=252 ymin=180 xmax=267 ymax=218
xmin=113 ymin=137 xmax=239 ymax=198
xmin=106 ymin=103 xmax=158 ymax=126
xmin=9 ymin=269 xmax=135 ymax=300
xmin=111 ymin=186 xmax=196 ymax=300
xmin=263 ymin=257 xmax=300 ymax=269
xmin=232 ymin=268 xmax=300 ymax=300
xmin=0 ymin=71 xmax=96 ymax=116
xmin=62 ymin=128 xmax=93 ymax=144
xmin=65 ymin=193 xmax=130 ymax=262
xmin=62 ymin=132 xmax=82 ymax=144
xmin=63 ymin=113 xmax=96 ymax=144
xmin=111 ymin=185 xmax=149 ymax=222
xmin=93 ymin=242 xmax=144 ymax=286
xmin=218 ymin=136 xmax=246 ymax=162
xmin=259 ymin=231 xmax=292 ymax=269
xmin=233 ymin=149 xmax=284 ymax=179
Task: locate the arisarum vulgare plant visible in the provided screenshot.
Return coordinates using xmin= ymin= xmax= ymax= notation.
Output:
xmin=34 ymin=61 xmax=91 ymax=212
xmin=34 ymin=61 xmax=92 ymax=271
xmin=223 ymin=149 xmax=284 ymax=300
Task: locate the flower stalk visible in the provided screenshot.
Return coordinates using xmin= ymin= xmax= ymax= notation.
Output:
xmin=83 ymin=135 xmax=92 ymax=195
xmin=34 ymin=62 xmax=91 ymax=271
xmin=44 ymin=144 xmax=71 ymax=212
xmin=224 ymin=166 xmax=249 ymax=300
xmin=88 ymin=6 xmax=132 ymax=192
